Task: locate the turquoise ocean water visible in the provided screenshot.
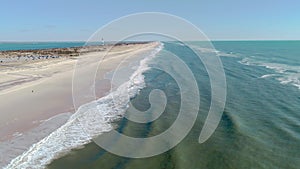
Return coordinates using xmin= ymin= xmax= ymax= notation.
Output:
xmin=0 ymin=42 xmax=85 ymax=51
xmin=3 ymin=41 xmax=300 ymax=169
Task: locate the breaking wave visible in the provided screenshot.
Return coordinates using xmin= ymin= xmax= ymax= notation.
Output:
xmin=239 ymin=57 xmax=300 ymax=89
xmin=4 ymin=43 xmax=163 ymax=169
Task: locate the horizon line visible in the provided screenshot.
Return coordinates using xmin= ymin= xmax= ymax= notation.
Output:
xmin=1 ymin=39 xmax=300 ymax=42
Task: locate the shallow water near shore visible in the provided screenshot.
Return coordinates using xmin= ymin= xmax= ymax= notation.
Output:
xmin=0 ymin=42 xmax=159 ymax=168
xmin=2 ymin=41 xmax=300 ymax=168
xmin=45 ymin=41 xmax=300 ymax=169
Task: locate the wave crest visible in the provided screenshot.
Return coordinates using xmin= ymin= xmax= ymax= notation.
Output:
xmin=5 ymin=43 xmax=163 ymax=169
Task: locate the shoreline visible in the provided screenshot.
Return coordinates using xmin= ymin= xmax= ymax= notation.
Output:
xmin=0 ymin=42 xmax=160 ymax=168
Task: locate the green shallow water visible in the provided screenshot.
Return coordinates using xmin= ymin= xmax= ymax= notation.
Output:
xmin=47 ymin=41 xmax=300 ymax=169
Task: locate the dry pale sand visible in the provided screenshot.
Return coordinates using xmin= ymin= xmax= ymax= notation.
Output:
xmin=0 ymin=42 xmax=159 ymax=167
xmin=0 ymin=42 xmax=158 ymax=141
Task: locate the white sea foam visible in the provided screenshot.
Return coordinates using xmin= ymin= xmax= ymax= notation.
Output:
xmin=238 ymin=58 xmax=252 ymax=65
xmin=239 ymin=57 xmax=300 ymax=89
xmin=216 ymin=51 xmax=238 ymax=57
xmin=189 ymin=45 xmax=219 ymax=54
xmin=4 ymin=43 xmax=163 ymax=169
xmin=188 ymin=44 xmax=238 ymax=58
xmin=277 ymin=73 xmax=300 ymax=89
xmin=259 ymin=74 xmax=276 ymax=79
xmin=0 ymin=112 xmax=72 ymax=168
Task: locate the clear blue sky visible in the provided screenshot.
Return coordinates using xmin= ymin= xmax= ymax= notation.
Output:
xmin=1 ymin=0 xmax=299 ymax=41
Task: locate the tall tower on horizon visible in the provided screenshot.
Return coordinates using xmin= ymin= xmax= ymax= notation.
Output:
xmin=101 ymin=38 xmax=104 ymax=46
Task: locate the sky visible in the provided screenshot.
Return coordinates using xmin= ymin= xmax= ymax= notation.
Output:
xmin=0 ymin=0 xmax=299 ymax=41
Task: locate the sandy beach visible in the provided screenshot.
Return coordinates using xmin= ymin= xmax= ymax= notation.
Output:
xmin=0 ymin=42 xmax=159 ymax=167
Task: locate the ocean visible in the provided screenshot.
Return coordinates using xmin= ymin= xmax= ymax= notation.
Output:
xmin=0 ymin=42 xmax=85 ymax=51
xmin=4 ymin=41 xmax=300 ymax=169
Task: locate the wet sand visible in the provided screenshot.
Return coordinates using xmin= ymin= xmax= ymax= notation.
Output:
xmin=0 ymin=42 xmax=159 ymax=167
